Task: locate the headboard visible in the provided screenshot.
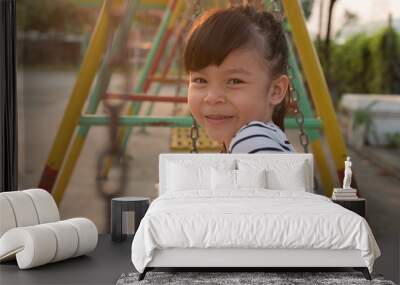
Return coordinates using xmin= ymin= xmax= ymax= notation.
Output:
xmin=159 ymin=153 xmax=314 ymax=195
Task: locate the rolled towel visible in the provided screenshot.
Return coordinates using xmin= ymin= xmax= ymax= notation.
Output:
xmin=0 ymin=218 xmax=98 ymax=269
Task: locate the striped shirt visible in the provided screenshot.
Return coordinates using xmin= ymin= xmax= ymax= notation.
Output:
xmin=228 ymin=120 xmax=296 ymax=153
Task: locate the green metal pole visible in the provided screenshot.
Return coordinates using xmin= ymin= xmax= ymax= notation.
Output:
xmin=80 ymin=115 xmax=322 ymax=129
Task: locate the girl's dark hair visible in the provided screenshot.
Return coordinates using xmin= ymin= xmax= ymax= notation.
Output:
xmin=183 ymin=5 xmax=290 ymax=137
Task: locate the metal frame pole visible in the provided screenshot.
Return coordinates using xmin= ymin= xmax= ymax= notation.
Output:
xmin=51 ymin=0 xmax=139 ymax=205
xmin=39 ymin=0 xmax=113 ymax=192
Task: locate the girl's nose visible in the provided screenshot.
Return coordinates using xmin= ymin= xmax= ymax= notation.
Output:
xmin=203 ymin=89 xmax=226 ymax=104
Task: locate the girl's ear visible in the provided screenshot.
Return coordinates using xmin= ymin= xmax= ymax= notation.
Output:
xmin=268 ymin=74 xmax=289 ymax=106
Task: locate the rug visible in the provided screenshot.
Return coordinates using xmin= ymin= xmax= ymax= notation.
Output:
xmin=116 ymin=271 xmax=396 ymax=285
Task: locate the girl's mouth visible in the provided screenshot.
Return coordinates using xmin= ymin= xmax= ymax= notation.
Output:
xmin=205 ymin=115 xmax=234 ymax=125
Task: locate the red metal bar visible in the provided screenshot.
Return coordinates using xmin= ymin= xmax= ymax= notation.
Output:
xmin=38 ymin=166 xmax=59 ymax=193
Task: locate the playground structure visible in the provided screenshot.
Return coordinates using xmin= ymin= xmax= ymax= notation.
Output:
xmin=37 ymin=0 xmax=352 ymax=207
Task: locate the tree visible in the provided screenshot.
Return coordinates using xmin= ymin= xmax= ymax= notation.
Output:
xmin=324 ymin=0 xmax=339 ymax=80
xmin=16 ymin=0 xmax=95 ymax=34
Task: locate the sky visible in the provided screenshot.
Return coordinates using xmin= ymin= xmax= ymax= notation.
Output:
xmin=306 ymin=0 xmax=400 ymax=39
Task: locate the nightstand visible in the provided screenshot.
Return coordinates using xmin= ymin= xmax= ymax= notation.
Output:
xmin=332 ymin=198 xmax=366 ymax=218
xmin=111 ymin=197 xmax=150 ymax=242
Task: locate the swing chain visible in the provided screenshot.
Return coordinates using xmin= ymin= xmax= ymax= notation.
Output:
xmin=270 ymin=0 xmax=310 ymax=153
xmin=289 ymin=72 xmax=309 ymax=153
xmin=190 ymin=113 xmax=199 ymax=153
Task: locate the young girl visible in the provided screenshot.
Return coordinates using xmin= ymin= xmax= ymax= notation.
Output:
xmin=183 ymin=5 xmax=296 ymax=153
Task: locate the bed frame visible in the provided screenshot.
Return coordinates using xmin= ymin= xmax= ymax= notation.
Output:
xmin=139 ymin=248 xmax=371 ymax=280
xmin=138 ymin=153 xmax=372 ymax=281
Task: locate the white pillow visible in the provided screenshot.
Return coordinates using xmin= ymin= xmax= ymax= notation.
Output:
xmin=167 ymin=162 xmax=211 ymax=191
xmin=236 ymin=169 xmax=267 ymax=189
xmin=166 ymin=159 xmax=236 ymax=192
xmin=238 ymin=159 xmax=309 ymax=191
xmin=211 ymin=168 xmax=267 ymax=190
xmin=211 ymin=168 xmax=236 ymax=190
xmin=266 ymin=166 xmax=307 ymax=191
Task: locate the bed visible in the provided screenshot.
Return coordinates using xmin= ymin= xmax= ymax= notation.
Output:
xmin=131 ymin=153 xmax=381 ymax=281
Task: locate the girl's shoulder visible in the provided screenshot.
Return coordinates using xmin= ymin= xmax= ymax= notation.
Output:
xmin=228 ymin=120 xmax=295 ymax=154
xmin=235 ymin=120 xmax=281 ymax=134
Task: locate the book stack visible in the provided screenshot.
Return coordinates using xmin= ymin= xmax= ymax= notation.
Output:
xmin=332 ymin=188 xmax=358 ymax=200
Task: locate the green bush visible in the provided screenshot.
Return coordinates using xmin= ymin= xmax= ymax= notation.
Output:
xmin=17 ymin=0 xmax=95 ymax=34
xmin=385 ymin=132 xmax=400 ymax=148
xmin=316 ymin=26 xmax=400 ymax=99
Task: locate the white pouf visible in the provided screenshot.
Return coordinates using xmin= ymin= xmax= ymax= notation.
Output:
xmin=24 ymin=189 xmax=60 ymax=223
xmin=0 ymin=196 xmax=17 ymax=237
xmin=0 ymin=225 xmax=57 ymax=269
xmin=0 ymin=189 xmax=98 ymax=269
xmin=64 ymin=218 xmax=98 ymax=257
xmin=42 ymin=221 xmax=79 ymax=262
xmin=0 ymin=191 xmax=39 ymax=227
xmin=0 ymin=218 xmax=98 ymax=269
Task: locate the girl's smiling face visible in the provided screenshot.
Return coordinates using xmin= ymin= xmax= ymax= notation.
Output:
xmin=188 ymin=47 xmax=287 ymax=148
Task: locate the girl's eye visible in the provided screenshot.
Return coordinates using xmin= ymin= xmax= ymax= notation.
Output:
xmin=227 ymin=78 xmax=244 ymax=85
xmin=191 ymin=77 xmax=207 ymax=84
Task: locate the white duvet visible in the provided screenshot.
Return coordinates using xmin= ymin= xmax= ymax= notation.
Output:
xmin=131 ymin=189 xmax=381 ymax=273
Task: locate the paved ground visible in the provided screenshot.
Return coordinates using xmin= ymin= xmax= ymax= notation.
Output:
xmin=17 ymin=69 xmax=400 ymax=283
xmin=348 ymin=147 xmax=400 ymax=283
